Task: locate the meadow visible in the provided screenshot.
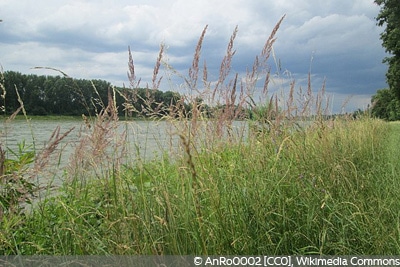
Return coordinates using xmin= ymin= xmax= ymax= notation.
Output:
xmin=1 ymin=17 xmax=400 ymax=255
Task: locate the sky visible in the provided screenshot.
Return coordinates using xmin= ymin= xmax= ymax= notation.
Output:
xmin=0 ymin=0 xmax=388 ymax=113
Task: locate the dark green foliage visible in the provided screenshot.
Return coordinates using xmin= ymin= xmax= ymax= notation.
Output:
xmin=371 ymin=88 xmax=400 ymax=120
xmin=1 ymin=71 xmax=186 ymax=118
xmin=375 ymin=0 xmax=400 ymax=99
xmin=2 ymin=71 xmax=110 ymax=116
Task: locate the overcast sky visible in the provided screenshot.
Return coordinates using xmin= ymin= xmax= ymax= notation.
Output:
xmin=0 ymin=0 xmax=388 ymax=112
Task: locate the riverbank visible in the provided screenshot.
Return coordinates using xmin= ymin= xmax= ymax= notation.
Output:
xmin=1 ymin=117 xmax=399 ymax=255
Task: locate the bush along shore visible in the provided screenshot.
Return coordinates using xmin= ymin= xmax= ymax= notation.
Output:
xmin=1 ymin=17 xmax=400 ymax=255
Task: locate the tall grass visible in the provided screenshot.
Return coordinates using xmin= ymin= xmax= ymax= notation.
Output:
xmin=1 ymin=16 xmax=400 ymax=255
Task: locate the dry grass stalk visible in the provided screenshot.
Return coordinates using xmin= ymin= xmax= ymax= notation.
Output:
xmin=262 ymin=15 xmax=286 ymax=59
xmin=127 ymin=46 xmax=141 ymax=89
xmin=169 ymin=16 xmax=289 ymax=150
xmin=67 ymin=91 xmax=127 ymax=183
xmin=6 ymin=106 xmax=22 ymax=122
xmin=286 ymin=80 xmax=296 ymax=119
xmin=152 ymin=44 xmax=164 ymax=90
xmin=212 ymin=26 xmax=238 ymax=103
xmin=260 ymin=15 xmax=285 ymax=95
xmin=0 ymin=85 xmax=77 ymax=215
xmin=243 ymin=16 xmax=286 ymax=124
xmin=123 ymin=45 xmax=168 ymax=119
xmin=188 ymin=25 xmax=208 ymax=92
xmin=32 ymin=126 xmax=75 ymax=179
xmin=121 ymin=14 xmax=331 ymax=159
xmin=178 ymin=133 xmax=207 ymax=254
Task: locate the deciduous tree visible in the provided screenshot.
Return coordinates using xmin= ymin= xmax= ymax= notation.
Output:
xmin=375 ymin=0 xmax=400 ymax=98
xmin=371 ymin=88 xmax=400 ymax=121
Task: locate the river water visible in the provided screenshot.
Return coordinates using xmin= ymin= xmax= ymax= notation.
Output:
xmin=1 ymin=119 xmax=173 ymax=157
xmin=0 ymin=118 xmax=248 ymax=187
xmin=0 ymin=119 xmax=178 ymax=186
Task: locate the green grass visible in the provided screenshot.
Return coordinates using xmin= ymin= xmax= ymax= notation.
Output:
xmin=2 ymin=118 xmax=400 ymax=255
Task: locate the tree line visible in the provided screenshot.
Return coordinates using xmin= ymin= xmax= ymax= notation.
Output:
xmin=0 ymin=70 xmax=252 ymax=119
xmin=0 ymin=71 xmax=185 ymax=117
xmin=4 ymin=69 xmax=395 ymax=121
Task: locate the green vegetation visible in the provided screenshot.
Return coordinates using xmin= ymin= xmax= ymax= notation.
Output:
xmin=1 ymin=71 xmax=185 ymax=117
xmin=1 ymin=70 xmax=254 ymax=120
xmin=1 ymin=16 xmax=400 ymax=255
xmin=1 ymin=114 xmax=399 ymax=255
xmin=0 ymin=141 xmax=36 ymax=214
xmin=372 ymin=1 xmax=400 ymax=120
xmin=371 ymin=88 xmax=400 ymax=121
xmin=375 ymin=0 xmax=400 ymax=99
